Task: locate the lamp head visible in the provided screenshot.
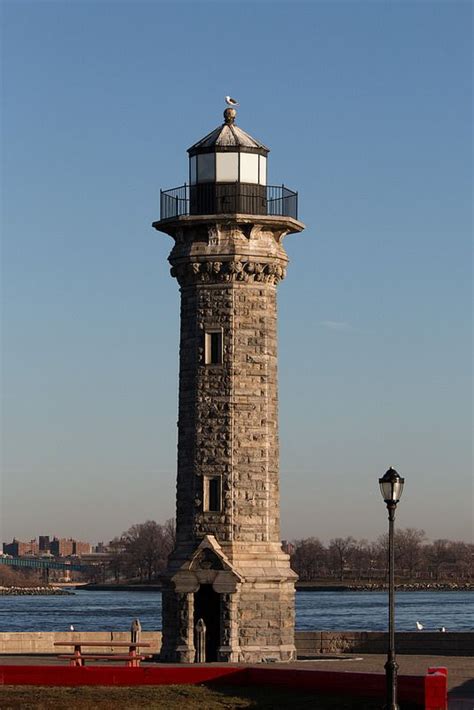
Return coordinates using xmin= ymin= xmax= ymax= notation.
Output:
xmin=379 ymin=467 xmax=404 ymax=505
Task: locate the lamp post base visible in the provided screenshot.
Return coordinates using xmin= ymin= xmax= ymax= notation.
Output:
xmin=384 ymin=657 xmax=399 ymax=710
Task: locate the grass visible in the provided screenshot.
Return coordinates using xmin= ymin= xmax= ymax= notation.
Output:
xmin=0 ymin=684 xmax=387 ymax=709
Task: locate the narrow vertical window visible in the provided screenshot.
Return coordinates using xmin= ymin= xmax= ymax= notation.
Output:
xmin=209 ymin=477 xmax=221 ymax=512
xmin=204 ymin=476 xmax=222 ymax=512
xmin=204 ymin=329 xmax=222 ymax=365
xmin=210 ymin=332 xmax=220 ymax=363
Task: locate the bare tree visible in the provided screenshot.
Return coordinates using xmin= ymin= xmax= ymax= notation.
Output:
xmin=447 ymin=542 xmax=473 ymax=580
xmin=108 ymin=537 xmax=127 ymax=583
xmin=163 ymin=518 xmax=176 ymax=549
xmin=104 ymin=519 xmax=472 ymax=585
xmin=290 ymin=538 xmax=327 ymax=581
xmin=0 ymin=566 xmax=42 ymax=587
xmin=426 ymin=539 xmax=455 ymax=581
xmin=328 ymin=537 xmax=356 ymax=581
xmin=396 ymin=528 xmax=426 ymax=579
xmin=375 ymin=528 xmax=426 ymax=581
xmin=350 ymin=539 xmax=373 ymax=581
xmin=122 ymin=520 xmax=174 ymax=582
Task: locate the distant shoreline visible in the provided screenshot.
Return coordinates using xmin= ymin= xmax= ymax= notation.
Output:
xmin=296 ymin=582 xmax=474 ymax=592
xmin=75 ymin=582 xmax=474 ymax=593
xmin=0 ymin=586 xmax=73 ymax=596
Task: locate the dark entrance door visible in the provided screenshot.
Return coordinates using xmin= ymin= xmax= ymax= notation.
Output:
xmin=194 ymin=584 xmax=220 ymax=662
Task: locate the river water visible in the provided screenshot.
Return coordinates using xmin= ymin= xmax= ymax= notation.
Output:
xmin=0 ymin=590 xmax=472 ymax=633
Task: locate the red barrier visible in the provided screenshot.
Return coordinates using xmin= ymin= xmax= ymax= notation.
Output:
xmin=0 ymin=664 xmax=448 ymax=709
xmin=0 ymin=665 xmax=247 ymax=687
xmin=245 ymin=668 xmax=426 ymax=706
xmin=425 ymin=667 xmax=448 ymax=710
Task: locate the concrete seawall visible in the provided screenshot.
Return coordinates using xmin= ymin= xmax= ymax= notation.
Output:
xmin=295 ymin=631 xmax=473 ymax=656
xmin=0 ymin=631 xmax=471 ymax=656
xmin=0 ymin=632 xmax=161 ymax=655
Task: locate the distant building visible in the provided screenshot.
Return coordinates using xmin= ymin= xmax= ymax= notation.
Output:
xmin=48 ymin=537 xmax=91 ymax=557
xmin=73 ymin=540 xmax=91 ymax=556
xmin=3 ymin=539 xmax=38 ymax=556
xmin=3 ymin=536 xmax=91 ymax=558
xmin=3 ymin=540 xmax=19 ymax=556
xmin=49 ymin=538 xmax=74 ymax=557
xmin=38 ymin=535 xmax=50 ymax=552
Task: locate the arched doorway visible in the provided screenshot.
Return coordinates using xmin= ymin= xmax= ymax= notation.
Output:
xmin=194 ymin=584 xmax=220 ymax=662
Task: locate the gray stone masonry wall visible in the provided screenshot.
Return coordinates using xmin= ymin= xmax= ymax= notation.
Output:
xmin=175 ymin=282 xmax=280 ymax=544
xmin=237 ymin=581 xmax=296 ymax=662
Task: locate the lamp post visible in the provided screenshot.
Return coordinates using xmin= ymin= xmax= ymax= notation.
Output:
xmin=379 ymin=467 xmax=405 ymax=710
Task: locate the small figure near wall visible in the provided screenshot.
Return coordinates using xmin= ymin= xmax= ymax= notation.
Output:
xmin=131 ymin=618 xmax=142 ymax=643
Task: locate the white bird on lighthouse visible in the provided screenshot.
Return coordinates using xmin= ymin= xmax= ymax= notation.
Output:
xmin=225 ymin=96 xmax=239 ymax=106
xmin=416 ymin=621 xmax=424 ymax=631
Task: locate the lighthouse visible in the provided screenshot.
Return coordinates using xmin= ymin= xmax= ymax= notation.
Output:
xmin=153 ymin=107 xmax=305 ymax=663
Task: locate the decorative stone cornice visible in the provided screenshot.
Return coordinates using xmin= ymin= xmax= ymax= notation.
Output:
xmin=153 ymin=213 xmax=305 ymax=241
xmin=170 ymin=259 xmax=287 ymax=286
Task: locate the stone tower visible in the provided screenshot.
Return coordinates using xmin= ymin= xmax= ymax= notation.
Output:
xmin=153 ymin=108 xmax=304 ymax=663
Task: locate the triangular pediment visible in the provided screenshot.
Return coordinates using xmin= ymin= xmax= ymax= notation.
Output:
xmin=188 ymin=536 xmax=241 ymax=578
xmin=172 ymin=535 xmax=242 ymax=581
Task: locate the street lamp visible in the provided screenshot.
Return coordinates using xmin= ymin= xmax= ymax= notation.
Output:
xmin=379 ymin=467 xmax=405 ymax=710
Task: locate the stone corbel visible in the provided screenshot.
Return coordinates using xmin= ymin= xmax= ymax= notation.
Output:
xmin=208 ymin=224 xmax=220 ymax=246
xmin=239 ymin=223 xmax=290 ymax=243
xmin=239 ymin=223 xmax=254 ymax=240
xmin=212 ymin=570 xmax=241 ymax=594
xmin=172 ymin=571 xmax=200 ymax=594
xmin=272 ymin=227 xmax=291 ymax=244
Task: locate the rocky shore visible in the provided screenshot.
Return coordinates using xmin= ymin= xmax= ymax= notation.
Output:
xmin=372 ymin=582 xmax=472 ymax=592
xmin=0 ymin=586 xmax=73 ymax=596
xmin=80 ymin=581 xmax=474 ymax=593
xmin=296 ymin=581 xmax=474 ymax=592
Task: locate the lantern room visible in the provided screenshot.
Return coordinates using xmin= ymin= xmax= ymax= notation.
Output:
xmin=159 ymin=109 xmax=298 ymax=220
xmin=189 ymin=108 xmax=268 ymax=184
xmin=188 ymin=108 xmax=268 ymax=215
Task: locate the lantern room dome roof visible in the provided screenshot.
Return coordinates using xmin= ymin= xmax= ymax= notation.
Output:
xmin=188 ymin=110 xmax=269 ymax=156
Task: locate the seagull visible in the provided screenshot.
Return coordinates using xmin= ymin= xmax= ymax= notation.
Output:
xmin=225 ymin=96 xmax=239 ymax=106
xmin=70 ymin=625 xmax=75 ymax=631
xmin=438 ymin=626 xmax=446 ymax=632
xmin=416 ymin=621 xmax=424 ymax=631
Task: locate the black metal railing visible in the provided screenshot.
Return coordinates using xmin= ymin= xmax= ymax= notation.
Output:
xmin=160 ymin=183 xmax=298 ymax=221
xmin=160 ymin=184 xmax=189 ymax=219
xmin=267 ymin=185 xmax=298 ymax=219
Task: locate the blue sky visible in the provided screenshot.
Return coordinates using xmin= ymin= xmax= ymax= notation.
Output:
xmin=1 ymin=0 xmax=472 ymax=545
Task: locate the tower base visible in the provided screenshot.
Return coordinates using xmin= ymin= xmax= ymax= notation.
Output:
xmin=160 ymin=536 xmax=297 ymax=663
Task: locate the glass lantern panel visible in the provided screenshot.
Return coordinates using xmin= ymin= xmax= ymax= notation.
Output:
xmin=259 ymin=155 xmax=267 ymax=185
xmin=197 ymin=153 xmax=215 ymax=182
xmin=380 ymin=480 xmax=392 ymax=501
xmin=380 ymin=478 xmax=403 ymax=502
xmin=216 ymin=152 xmax=239 ymax=182
xmin=240 ymin=153 xmax=259 ymax=184
xmin=392 ymin=480 xmax=403 ymax=501
xmin=189 ymin=156 xmax=197 ymax=185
